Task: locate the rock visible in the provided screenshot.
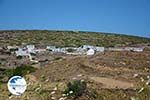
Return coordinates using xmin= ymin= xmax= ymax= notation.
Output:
xmin=133 ymin=74 xmax=138 ymax=78
xmin=147 ymin=76 xmax=150 ymax=79
xmin=35 ymin=87 xmax=40 ymax=92
xmin=122 ymin=62 xmax=126 ymax=65
xmin=72 ymin=77 xmax=77 ymax=80
xmin=146 ymin=80 xmax=150 ymax=85
xmin=130 ymin=97 xmax=136 ymax=100
xmin=50 ymin=91 xmax=56 ymax=95
xmin=140 ymin=77 xmax=144 ymax=82
xmin=66 ymin=93 xmax=69 ymax=96
xmin=69 ymin=91 xmax=73 ymax=94
xmin=81 ymin=79 xmax=85 ymax=82
xmin=138 ymin=87 xmax=144 ymax=93
xmin=77 ymin=74 xmax=83 ymax=77
xmin=45 ymin=79 xmax=49 ymax=82
xmin=62 ymin=94 xmax=66 ymax=97
xmin=53 ymin=87 xmax=57 ymax=91
xmin=51 ymin=97 xmax=55 ymax=100
xmin=9 ymin=96 xmax=13 ymax=99
xmin=59 ymin=97 xmax=65 ymax=100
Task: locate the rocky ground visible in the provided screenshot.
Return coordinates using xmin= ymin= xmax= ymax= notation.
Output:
xmin=0 ymin=51 xmax=150 ymax=100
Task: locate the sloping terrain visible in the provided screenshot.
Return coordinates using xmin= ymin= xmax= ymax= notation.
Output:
xmin=0 ymin=30 xmax=150 ymax=47
xmin=0 ymin=30 xmax=150 ymax=100
xmin=31 ymin=51 xmax=150 ymax=100
xmin=0 ymin=51 xmax=150 ymax=100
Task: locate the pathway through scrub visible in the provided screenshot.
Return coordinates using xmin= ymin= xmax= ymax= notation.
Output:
xmin=90 ymin=77 xmax=134 ymax=89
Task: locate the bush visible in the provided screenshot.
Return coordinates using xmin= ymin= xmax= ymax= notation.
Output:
xmin=64 ymin=80 xmax=87 ymax=98
xmin=13 ymin=65 xmax=36 ymax=76
xmin=3 ymin=69 xmax=14 ymax=78
xmin=54 ymin=57 xmax=63 ymax=60
xmin=144 ymin=47 xmax=150 ymax=51
xmin=4 ymin=65 xmax=36 ymax=78
xmin=16 ymin=56 xmax=23 ymax=59
xmin=67 ymin=48 xmax=75 ymax=52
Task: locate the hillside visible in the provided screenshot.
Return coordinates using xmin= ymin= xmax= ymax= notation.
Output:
xmin=0 ymin=30 xmax=149 ymax=47
xmin=0 ymin=30 xmax=150 ymax=100
xmin=1 ymin=51 xmax=150 ymax=100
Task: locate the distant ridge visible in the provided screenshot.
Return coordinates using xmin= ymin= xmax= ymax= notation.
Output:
xmin=0 ymin=30 xmax=149 ymax=47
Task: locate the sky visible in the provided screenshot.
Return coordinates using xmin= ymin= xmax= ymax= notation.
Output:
xmin=0 ymin=0 xmax=149 ymax=37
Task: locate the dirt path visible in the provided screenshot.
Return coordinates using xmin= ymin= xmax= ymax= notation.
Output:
xmin=90 ymin=77 xmax=134 ymax=89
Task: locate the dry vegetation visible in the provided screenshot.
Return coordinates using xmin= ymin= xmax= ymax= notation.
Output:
xmin=0 ymin=30 xmax=150 ymax=100
xmin=0 ymin=30 xmax=150 ymax=47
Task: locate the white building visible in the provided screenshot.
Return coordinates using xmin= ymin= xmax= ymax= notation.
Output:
xmin=132 ymin=47 xmax=144 ymax=52
xmin=26 ymin=45 xmax=35 ymax=54
xmin=15 ymin=48 xmax=30 ymax=57
xmin=81 ymin=45 xmax=104 ymax=52
xmin=86 ymin=48 xmax=95 ymax=55
xmin=82 ymin=45 xmax=95 ymax=50
xmin=46 ymin=46 xmax=56 ymax=51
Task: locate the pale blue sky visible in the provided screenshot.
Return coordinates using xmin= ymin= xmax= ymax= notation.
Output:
xmin=0 ymin=0 xmax=149 ymax=37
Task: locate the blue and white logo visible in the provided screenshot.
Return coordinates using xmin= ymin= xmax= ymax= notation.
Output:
xmin=7 ymin=76 xmax=27 ymax=96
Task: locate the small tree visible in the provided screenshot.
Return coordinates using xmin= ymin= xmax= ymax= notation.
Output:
xmin=64 ymin=80 xmax=87 ymax=98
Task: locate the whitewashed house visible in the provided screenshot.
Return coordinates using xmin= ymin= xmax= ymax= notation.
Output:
xmin=54 ymin=48 xmax=67 ymax=53
xmin=81 ymin=45 xmax=104 ymax=52
xmin=76 ymin=47 xmax=87 ymax=54
xmin=86 ymin=48 xmax=95 ymax=55
xmin=15 ymin=48 xmax=30 ymax=57
xmin=46 ymin=46 xmax=56 ymax=51
xmin=26 ymin=45 xmax=35 ymax=54
xmin=82 ymin=45 xmax=95 ymax=50
xmin=132 ymin=47 xmax=144 ymax=52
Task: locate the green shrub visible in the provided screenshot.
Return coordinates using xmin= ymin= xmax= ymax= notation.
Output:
xmin=54 ymin=57 xmax=63 ymax=60
xmin=13 ymin=65 xmax=36 ymax=76
xmin=3 ymin=69 xmax=14 ymax=78
xmin=16 ymin=56 xmax=23 ymax=59
xmin=67 ymin=48 xmax=75 ymax=52
xmin=4 ymin=65 xmax=36 ymax=78
xmin=64 ymin=80 xmax=87 ymax=98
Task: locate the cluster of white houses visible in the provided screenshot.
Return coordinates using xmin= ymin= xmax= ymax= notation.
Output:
xmin=6 ymin=45 xmax=145 ymax=62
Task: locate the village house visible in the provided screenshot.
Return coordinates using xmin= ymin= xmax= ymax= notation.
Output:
xmin=15 ymin=48 xmax=30 ymax=57
xmin=86 ymin=48 xmax=95 ymax=55
xmin=46 ymin=46 xmax=57 ymax=51
xmin=131 ymin=47 xmax=144 ymax=52
xmin=81 ymin=45 xmax=105 ymax=52
xmin=26 ymin=45 xmax=36 ymax=54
